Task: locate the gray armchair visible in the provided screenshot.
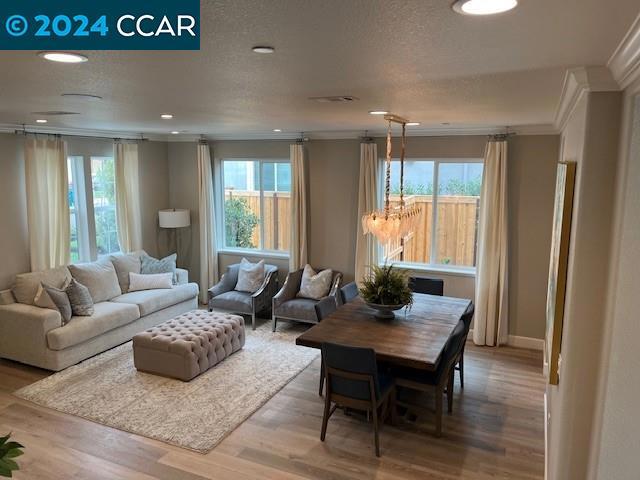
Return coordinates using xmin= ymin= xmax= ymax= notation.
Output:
xmin=272 ymin=267 xmax=342 ymax=332
xmin=208 ymin=263 xmax=279 ymax=330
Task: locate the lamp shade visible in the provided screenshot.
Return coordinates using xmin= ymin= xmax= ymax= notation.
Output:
xmin=159 ymin=209 xmax=190 ymax=228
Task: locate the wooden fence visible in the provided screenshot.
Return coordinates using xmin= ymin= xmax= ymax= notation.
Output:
xmin=225 ymin=191 xmax=479 ymax=265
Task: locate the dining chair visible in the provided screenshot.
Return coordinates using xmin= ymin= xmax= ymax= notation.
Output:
xmin=315 ymin=297 xmax=338 ymax=396
xmin=454 ymin=302 xmax=475 ymax=389
xmin=409 ymin=277 xmax=444 ymax=296
xmin=393 ymin=319 xmax=467 ymax=436
xmin=339 ymin=281 xmax=359 ymax=305
xmin=320 ymin=342 xmax=396 ymax=457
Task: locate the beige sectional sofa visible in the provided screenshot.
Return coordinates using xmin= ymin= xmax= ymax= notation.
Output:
xmin=0 ymin=253 xmax=199 ymax=371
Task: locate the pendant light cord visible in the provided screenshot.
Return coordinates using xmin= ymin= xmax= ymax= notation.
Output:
xmin=400 ymin=122 xmax=406 ymax=209
xmin=384 ymin=119 xmax=392 ymax=218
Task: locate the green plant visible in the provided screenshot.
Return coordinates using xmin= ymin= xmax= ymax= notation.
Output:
xmin=359 ymin=264 xmax=414 ymax=307
xmin=224 ymin=197 xmax=259 ymax=248
xmin=0 ymin=433 xmax=24 ymax=478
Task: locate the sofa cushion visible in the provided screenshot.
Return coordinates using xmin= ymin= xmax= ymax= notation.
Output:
xmin=66 ymin=279 xmax=95 ymax=316
xmin=47 ymin=301 xmax=140 ymax=351
xmin=110 ymin=251 xmax=146 ymax=293
xmin=68 ymin=260 xmax=121 ymax=303
xmin=42 ymin=284 xmax=73 ymax=324
xmin=209 ymin=290 xmax=252 ymax=314
xmin=110 ymin=283 xmax=199 ymax=316
xmin=275 ymin=298 xmax=318 ymax=322
xmin=12 ymin=266 xmax=72 ymax=306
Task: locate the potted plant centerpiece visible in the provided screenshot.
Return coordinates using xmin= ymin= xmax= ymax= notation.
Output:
xmin=359 ymin=264 xmax=413 ymax=320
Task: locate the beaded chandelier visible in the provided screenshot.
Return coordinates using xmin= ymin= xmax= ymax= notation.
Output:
xmin=362 ymin=114 xmax=421 ymax=245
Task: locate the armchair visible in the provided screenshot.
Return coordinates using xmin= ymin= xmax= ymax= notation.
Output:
xmin=272 ymin=267 xmax=342 ymax=332
xmin=208 ymin=263 xmax=279 ymax=330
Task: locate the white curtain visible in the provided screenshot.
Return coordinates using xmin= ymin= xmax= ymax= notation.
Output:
xmin=114 ymin=142 xmax=142 ymax=253
xmin=25 ymin=137 xmax=70 ymax=271
xmin=355 ymin=142 xmax=379 ymax=284
xmin=473 ymin=139 xmax=509 ymax=346
xmin=198 ymin=142 xmax=218 ymax=304
xmin=290 ymin=143 xmax=308 ymax=271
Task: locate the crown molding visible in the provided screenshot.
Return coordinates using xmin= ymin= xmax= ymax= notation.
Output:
xmin=554 ymin=67 xmax=620 ymax=132
xmin=608 ymin=12 xmax=640 ymax=90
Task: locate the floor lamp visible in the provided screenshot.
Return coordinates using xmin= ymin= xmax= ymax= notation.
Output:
xmin=159 ymin=209 xmax=191 ymax=268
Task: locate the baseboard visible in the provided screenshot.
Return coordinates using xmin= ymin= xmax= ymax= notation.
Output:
xmin=468 ymin=329 xmax=544 ymax=351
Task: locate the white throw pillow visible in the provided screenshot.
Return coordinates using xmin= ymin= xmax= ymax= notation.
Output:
xmin=128 ymin=272 xmax=173 ymax=292
xmin=297 ymin=264 xmax=333 ymax=300
xmin=234 ymin=258 xmax=265 ymax=293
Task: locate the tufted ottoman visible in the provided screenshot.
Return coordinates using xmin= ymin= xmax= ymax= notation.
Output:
xmin=132 ymin=310 xmax=245 ymax=381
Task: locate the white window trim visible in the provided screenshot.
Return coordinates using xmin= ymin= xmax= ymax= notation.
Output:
xmin=378 ymin=157 xmax=484 ymax=274
xmin=217 ymin=158 xmax=291 ymax=257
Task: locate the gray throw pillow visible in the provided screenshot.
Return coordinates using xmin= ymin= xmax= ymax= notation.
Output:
xmin=42 ymin=283 xmax=73 ymax=325
xmin=68 ymin=260 xmax=121 ymax=303
xmin=66 ymin=278 xmax=94 ymax=317
xmin=110 ymin=251 xmax=146 ymax=293
xmin=141 ymin=253 xmax=177 ymax=284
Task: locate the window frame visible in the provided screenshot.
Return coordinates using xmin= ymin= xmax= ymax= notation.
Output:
xmin=378 ymin=157 xmax=484 ymax=275
xmin=217 ymin=158 xmax=291 ymax=257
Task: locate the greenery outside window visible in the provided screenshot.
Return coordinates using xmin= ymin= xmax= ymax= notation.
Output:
xmin=381 ymin=158 xmax=484 ymax=272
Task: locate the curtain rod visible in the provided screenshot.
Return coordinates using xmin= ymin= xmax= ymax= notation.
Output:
xmin=14 ymin=128 xmax=148 ymax=142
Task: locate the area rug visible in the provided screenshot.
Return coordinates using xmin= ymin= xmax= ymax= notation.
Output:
xmin=14 ymin=323 xmax=318 ymax=453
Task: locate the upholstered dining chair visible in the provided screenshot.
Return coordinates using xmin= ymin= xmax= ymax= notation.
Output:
xmin=338 ymin=281 xmax=359 ymax=305
xmin=320 ymin=342 xmax=396 ymax=457
xmin=208 ymin=263 xmax=279 ymax=330
xmin=393 ymin=319 xmax=467 ymax=436
xmin=314 ymin=297 xmax=338 ymax=396
xmin=454 ymin=303 xmax=475 ymax=389
xmin=272 ymin=267 xmax=342 ymax=332
xmin=409 ymin=276 xmax=444 ymax=296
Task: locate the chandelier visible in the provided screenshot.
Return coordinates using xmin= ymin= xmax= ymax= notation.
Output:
xmin=362 ymin=114 xmax=421 ymax=245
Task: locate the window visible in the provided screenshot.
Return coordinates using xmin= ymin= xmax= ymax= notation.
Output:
xmin=383 ymin=158 xmax=484 ymax=271
xmin=66 ymin=154 xmax=120 ymax=262
xmin=221 ymin=159 xmax=291 ymax=253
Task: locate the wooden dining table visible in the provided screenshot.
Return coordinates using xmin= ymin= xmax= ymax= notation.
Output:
xmin=296 ymin=293 xmax=472 ymax=371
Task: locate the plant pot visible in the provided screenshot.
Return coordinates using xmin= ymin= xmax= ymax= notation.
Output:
xmin=365 ymin=302 xmax=407 ymax=320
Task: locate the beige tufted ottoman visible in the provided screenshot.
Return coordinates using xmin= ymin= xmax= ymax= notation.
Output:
xmin=133 ymin=310 xmax=245 ymax=381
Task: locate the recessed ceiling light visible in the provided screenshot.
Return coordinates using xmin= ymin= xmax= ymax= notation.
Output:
xmin=171 ymin=131 xmax=180 ymax=135
xmin=273 ymin=129 xmax=282 ymax=132
xmin=252 ymin=46 xmax=275 ymax=54
xmin=369 ymin=110 xmax=388 ymax=115
xmin=452 ymin=0 xmax=518 ymax=15
xmin=36 ymin=119 xmax=47 ymax=124
xmin=38 ymin=51 xmax=88 ymax=63
xmin=406 ymin=122 xmax=421 ymax=126
xmin=161 ymin=114 xmax=174 ymax=120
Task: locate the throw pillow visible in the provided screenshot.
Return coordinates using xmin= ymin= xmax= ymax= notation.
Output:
xmin=12 ymin=266 xmax=72 ymax=306
xmin=141 ymin=253 xmax=177 ymax=284
xmin=66 ymin=278 xmax=94 ymax=317
xmin=41 ymin=283 xmax=73 ymax=325
xmin=68 ymin=260 xmax=121 ymax=303
xmin=34 ymin=277 xmax=71 ymax=310
xmin=234 ymin=258 xmax=265 ymax=293
xmin=110 ymin=250 xmax=147 ymax=293
xmin=128 ymin=272 xmax=173 ymax=292
xmin=297 ymin=264 xmax=333 ymax=300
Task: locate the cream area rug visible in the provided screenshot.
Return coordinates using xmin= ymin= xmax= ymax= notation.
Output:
xmin=14 ymin=322 xmax=318 ymax=453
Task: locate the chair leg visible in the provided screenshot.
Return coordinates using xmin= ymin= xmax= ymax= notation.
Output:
xmin=447 ymin=370 xmax=454 ymax=414
xmin=272 ymin=315 xmax=277 ymax=332
xmin=251 ymin=313 xmax=256 ymax=331
xmin=320 ymin=395 xmax=331 ymax=442
xmin=435 ymin=386 xmax=443 ymax=437
xmin=372 ymin=405 xmax=381 ymax=457
xmin=390 ymin=388 xmax=398 ymax=426
xmin=459 ymin=349 xmax=465 ymax=389
xmin=319 ymin=362 xmax=325 ymax=396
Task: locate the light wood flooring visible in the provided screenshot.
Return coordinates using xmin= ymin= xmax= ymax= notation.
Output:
xmin=0 ymin=327 xmax=545 ymax=480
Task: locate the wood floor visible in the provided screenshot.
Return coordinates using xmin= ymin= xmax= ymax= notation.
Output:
xmin=0 ymin=331 xmax=545 ymax=480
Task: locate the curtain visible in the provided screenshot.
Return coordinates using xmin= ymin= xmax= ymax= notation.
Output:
xmin=25 ymin=137 xmax=70 ymax=271
xmin=114 ymin=142 xmax=142 ymax=253
xmin=473 ymin=139 xmax=509 ymax=346
xmin=198 ymin=142 xmax=218 ymax=304
xmin=289 ymin=143 xmax=308 ymax=271
xmin=355 ymin=142 xmax=379 ymax=284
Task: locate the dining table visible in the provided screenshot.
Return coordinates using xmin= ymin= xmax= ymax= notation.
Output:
xmin=295 ymin=293 xmax=472 ymax=371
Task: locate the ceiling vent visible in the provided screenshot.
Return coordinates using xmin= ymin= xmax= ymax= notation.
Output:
xmin=308 ymin=95 xmax=359 ymax=103
xmin=31 ymin=111 xmax=80 ymax=116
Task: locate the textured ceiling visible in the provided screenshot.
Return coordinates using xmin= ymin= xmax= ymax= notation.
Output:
xmin=0 ymin=0 xmax=638 ymax=138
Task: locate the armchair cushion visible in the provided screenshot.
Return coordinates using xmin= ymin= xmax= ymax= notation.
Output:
xmin=297 ymin=265 xmax=333 ymax=300
xmin=274 ymin=298 xmax=319 ymax=322
xmin=235 ymin=258 xmax=265 ymax=293
xmin=209 ymin=290 xmax=253 ymax=314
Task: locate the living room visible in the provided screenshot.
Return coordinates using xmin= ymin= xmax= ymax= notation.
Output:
xmin=1 ymin=1 xmax=640 ymax=479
